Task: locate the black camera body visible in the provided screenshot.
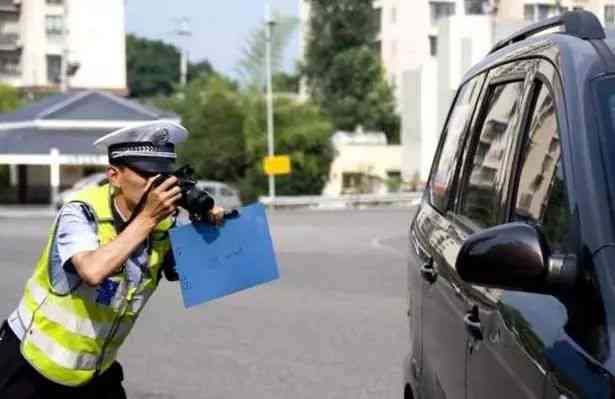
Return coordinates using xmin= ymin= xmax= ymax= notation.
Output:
xmin=155 ymin=165 xmax=214 ymax=221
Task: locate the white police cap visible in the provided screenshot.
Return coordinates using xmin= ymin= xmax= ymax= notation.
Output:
xmin=94 ymin=121 xmax=189 ymax=174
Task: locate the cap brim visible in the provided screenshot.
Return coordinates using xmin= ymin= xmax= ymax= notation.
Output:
xmin=115 ymin=157 xmax=174 ymax=174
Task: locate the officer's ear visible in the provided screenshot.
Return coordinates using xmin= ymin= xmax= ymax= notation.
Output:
xmin=107 ymin=164 xmax=123 ymax=190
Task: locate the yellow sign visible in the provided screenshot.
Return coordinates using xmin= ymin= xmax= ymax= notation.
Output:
xmin=263 ymin=155 xmax=291 ymax=176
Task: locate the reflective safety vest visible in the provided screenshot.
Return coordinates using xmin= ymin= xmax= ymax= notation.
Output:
xmin=15 ymin=184 xmax=173 ymax=387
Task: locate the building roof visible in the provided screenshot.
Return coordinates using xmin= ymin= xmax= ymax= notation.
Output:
xmin=0 ymin=128 xmax=106 ymax=155
xmin=0 ymin=90 xmax=180 ymax=162
xmin=0 ymin=90 xmax=177 ymax=123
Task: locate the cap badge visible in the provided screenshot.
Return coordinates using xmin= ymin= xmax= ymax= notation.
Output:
xmin=152 ymin=128 xmax=170 ymax=146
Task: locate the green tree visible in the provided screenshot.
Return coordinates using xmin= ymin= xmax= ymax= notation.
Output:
xmin=302 ymin=0 xmax=400 ymax=143
xmin=0 ymin=84 xmax=23 ymax=113
xmin=126 ymin=34 xmax=215 ymax=98
xmin=155 ymin=74 xmax=334 ymax=202
xmin=187 ymin=60 xmax=214 ymax=82
xmin=240 ymin=96 xmax=335 ymax=201
xmin=159 ymin=75 xmax=247 ymax=184
xmin=127 ymin=34 xmax=180 ymax=98
xmin=273 ymin=72 xmax=299 ymax=93
xmin=236 ymin=13 xmax=299 ymax=89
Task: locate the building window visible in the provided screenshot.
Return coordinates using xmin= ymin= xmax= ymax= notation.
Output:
xmin=391 ymin=6 xmax=397 ymax=24
xmin=0 ymin=55 xmax=19 ymax=74
xmin=429 ymin=1 xmax=456 ymax=25
xmin=465 ymin=0 xmax=488 ymax=15
xmin=429 ymin=35 xmax=438 ymax=56
xmin=47 ymin=54 xmax=62 ymax=83
xmin=524 ymin=3 xmax=559 ymax=22
xmin=46 ymin=0 xmax=63 ymax=4
xmin=45 ymin=15 xmax=63 ymax=35
xmin=386 ymin=171 xmax=402 ymax=193
xmin=606 ymin=5 xmax=615 ymax=26
xmin=374 ymin=7 xmax=382 ymax=36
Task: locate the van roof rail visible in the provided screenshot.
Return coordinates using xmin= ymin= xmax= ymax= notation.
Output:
xmin=489 ymin=10 xmax=605 ymax=55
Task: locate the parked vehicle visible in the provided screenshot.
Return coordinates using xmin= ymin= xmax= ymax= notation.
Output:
xmin=405 ymin=11 xmax=615 ymax=399
xmin=196 ymin=180 xmax=241 ymax=210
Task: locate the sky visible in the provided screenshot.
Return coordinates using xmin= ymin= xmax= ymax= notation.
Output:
xmin=124 ymin=0 xmax=300 ymax=79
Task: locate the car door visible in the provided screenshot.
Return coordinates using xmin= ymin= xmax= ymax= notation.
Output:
xmin=462 ymin=60 xmax=569 ymax=399
xmin=447 ymin=60 xmax=539 ymax=398
xmin=410 ymin=72 xmax=485 ymax=399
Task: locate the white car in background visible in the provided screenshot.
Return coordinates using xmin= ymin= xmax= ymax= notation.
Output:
xmin=55 ymin=172 xmax=108 ymax=210
xmin=196 ymin=180 xmax=241 ymax=210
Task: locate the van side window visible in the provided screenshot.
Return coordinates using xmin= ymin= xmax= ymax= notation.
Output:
xmin=514 ymin=83 xmax=569 ymax=253
xmin=428 ymin=75 xmax=483 ymax=212
xmin=459 ymin=81 xmax=524 ymax=229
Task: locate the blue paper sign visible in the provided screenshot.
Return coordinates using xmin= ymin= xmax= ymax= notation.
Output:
xmin=169 ymin=203 xmax=280 ymax=308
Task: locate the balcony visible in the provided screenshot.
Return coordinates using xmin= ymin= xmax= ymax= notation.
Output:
xmin=0 ymin=0 xmax=19 ymax=13
xmin=0 ymin=32 xmax=20 ymax=50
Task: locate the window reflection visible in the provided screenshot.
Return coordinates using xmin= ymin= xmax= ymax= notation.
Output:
xmin=460 ymin=81 xmax=524 ymax=228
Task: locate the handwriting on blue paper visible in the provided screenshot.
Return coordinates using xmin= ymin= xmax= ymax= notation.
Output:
xmin=169 ymin=203 xmax=279 ymax=308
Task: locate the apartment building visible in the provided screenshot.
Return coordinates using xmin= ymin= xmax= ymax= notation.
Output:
xmin=0 ymin=0 xmax=126 ymax=93
xmin=298 ymin=0 xmax=615 ymax=193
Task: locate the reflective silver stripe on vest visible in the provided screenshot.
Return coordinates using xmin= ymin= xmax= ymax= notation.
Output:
xmin=25 ymin=281 xmax=116 ymax=340
xmin=26 ymin=327 xmax=98 ymax=370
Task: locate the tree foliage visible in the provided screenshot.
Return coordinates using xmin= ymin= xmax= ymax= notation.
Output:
xmin=240 ymin=95 xmax=335 ymax=200
xmin=157 ymin=75 xmax=246 ymax=183
xmin=302 ymin=0 xmax=400 ymax=143
xmin=0 ymin=84 xmax=23 ymax=113
xmin=126 ymin=34 xmax=214 ymax=98
xmin=127 ymin=34 xmax=180 ymax=98
xmin=236 ymin=13 xmax=299 ymax=89
xmin=155 ymin=75 xmax=334 ymax=202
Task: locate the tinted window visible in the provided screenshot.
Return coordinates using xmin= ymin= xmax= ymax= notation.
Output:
xmin=459 ymin=81 xmax=524 ymax=228
xmin=514 ymin=83 xmax=569 ymax=252
xmin=428 ymin=75 xmax=483 ymax=212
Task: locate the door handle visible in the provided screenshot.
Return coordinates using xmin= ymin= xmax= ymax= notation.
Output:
xmin=419 ymin=257 xmax=437 ymax=284
xmin=464 ymin=306 xmax=483 ymax=341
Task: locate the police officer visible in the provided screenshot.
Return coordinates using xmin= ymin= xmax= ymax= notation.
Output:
xmin=0 ymin=121 xmax=224 ymax=398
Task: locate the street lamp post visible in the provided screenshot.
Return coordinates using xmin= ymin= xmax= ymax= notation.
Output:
xmin=265 ymin=2 xmax=276 ymax=198
xmin=177 ymin=17 xmax=191 ymax=86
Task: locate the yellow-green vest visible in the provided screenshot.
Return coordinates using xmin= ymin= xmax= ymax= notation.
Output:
xmin=15 ymin=184 xmax=173 ymax=387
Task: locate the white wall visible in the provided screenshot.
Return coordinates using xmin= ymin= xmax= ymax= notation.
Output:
xmin=3 ymin=0 xmax=126 ymax=91
xmin=20 ymin=0 xmax=47 ymax=87
xmin=323 ymin=145 xmax=403 ymax=196
xmin=66 ymin=0 xmax=126 ymax=91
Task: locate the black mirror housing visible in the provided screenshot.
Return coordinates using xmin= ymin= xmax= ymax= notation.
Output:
xmin=457 ymin=223 xmax=576 ymax=294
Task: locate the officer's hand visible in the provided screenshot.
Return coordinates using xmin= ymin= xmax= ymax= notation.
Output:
xmin=140 ymin=175 xmax=182 ymax=224
xmin=207 ymin=206 xmax=225 ymax=226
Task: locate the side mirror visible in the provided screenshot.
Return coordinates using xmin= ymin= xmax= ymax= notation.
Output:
xmin=456 ymin=223 xmax=577 ymax=295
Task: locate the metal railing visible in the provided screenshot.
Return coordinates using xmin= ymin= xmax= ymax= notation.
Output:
xmin=259 ymin=192 xmax=423 ymax=209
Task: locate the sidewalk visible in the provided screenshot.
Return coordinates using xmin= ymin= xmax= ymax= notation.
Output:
xmin=0 ymin=205 xmax=56 ymax=219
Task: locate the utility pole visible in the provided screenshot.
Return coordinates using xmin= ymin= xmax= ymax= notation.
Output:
xmin=175 ymin=17 xmax=191 ymax=86
xmin=265 ymin=2 xmax=276 ymax=198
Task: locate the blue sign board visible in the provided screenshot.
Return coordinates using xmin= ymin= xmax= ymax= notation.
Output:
xmin=169 ymin=203 xmax=280 ymax=308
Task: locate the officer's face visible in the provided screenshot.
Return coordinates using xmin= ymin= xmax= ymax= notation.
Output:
xmin=108 ymin=165 xmax=152 ymax=210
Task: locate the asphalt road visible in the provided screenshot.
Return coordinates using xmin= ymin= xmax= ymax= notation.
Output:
xmin=0 ymin=208 xmax=414 ymax=399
